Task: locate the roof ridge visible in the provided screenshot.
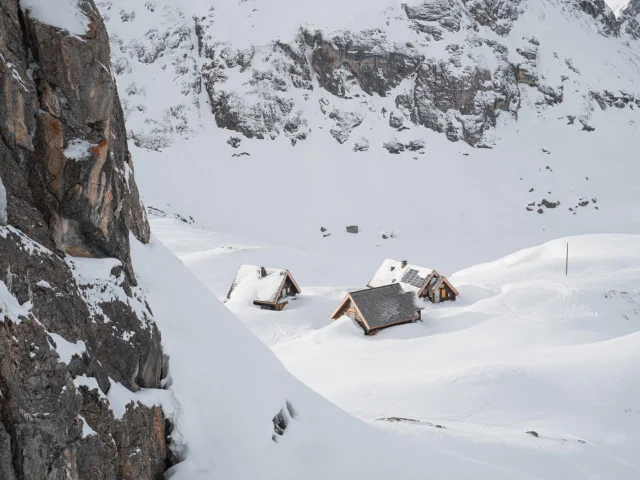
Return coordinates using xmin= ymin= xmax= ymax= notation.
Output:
xmin=350 ymin=283 xmax=402 ymax=295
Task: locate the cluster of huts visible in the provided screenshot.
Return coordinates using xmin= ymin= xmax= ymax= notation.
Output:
xmin=226 ymin=259 xmax=459 ymax=335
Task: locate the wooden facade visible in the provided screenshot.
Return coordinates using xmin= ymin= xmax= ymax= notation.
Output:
xmin=330 ymin=298 xmax=369 ymax=333
xmin=425 ymin=276 xmax=459 ymax=303
xmin=227 ymin=265 xmax=301 ymax=311
xmin=252 ymin=273 xmax=301 ymax=311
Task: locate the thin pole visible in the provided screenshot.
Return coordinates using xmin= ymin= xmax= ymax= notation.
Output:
xmin=565 ymin=243 xmax=569 ymax=276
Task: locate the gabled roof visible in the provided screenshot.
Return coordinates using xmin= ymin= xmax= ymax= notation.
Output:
xmin=425 ymin=274 xmax=440 ymax=291
xmin=332 ymin=283 xmax=420 ymax=332
xmin=431 ymin=276 xmax=459 ymax=296
xmin=368 ymin=259 xmax=435 ymax=294
xmin=227 ymin=265 xmax=301 ymax=304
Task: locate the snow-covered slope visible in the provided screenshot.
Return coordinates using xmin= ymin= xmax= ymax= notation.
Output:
xmin=85 ymin=0 xmax=640 ymax=477
xmin=131 ymin=232 xmax=548 ymax=479
xmin=152 ymin=221 xmax=640 ymax=479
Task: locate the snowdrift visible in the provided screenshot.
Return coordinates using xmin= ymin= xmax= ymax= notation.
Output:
xmin=150 ymin=221 xmax=640 ymax=479
xmin=131 ymin=233 xmax=543 ymax=479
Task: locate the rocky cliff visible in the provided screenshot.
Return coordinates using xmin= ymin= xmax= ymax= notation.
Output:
xmin=0 ymin=1 xmax=168 ymax=478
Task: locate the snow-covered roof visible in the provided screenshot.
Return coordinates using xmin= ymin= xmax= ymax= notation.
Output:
xmin=367 ymin=259 xmax=435 ymax=293
xmin=227 ymin=265 xmax=300 ymax=304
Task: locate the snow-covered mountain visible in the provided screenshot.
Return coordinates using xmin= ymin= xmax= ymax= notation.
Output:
xmin=1 ymin=0 xmax=639 ymax=479
xmin=96 ymin=0 xmax=640 ymax=278
xmin=96 ymin=1 xmax=640 ymax=478
xmin=101 ymin=0 xmax=639 ymax=149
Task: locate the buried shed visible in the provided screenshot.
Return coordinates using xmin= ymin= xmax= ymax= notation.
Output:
xmin=227 ymin=265 xmax=301 ymax=311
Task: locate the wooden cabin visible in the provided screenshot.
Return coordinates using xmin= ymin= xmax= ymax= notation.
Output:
xmin=226 ymin=265 xmax=301 ymax=311
xmin=368 ymin=259 xmax=459 ymax=303
xmin=330 ymin=283 xmax=421 ymax=335
xmin=426 ymin=276 xmax=458 ymax=303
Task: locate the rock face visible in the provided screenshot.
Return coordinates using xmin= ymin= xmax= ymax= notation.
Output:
xmin=95 ymin=0 xmax=637 ymax=152
xmin=0 ymin=1 xmax=167 ymax=478
xmin=188 ymin=0 xmax=570 ymax=147
xmin=620 ymin=0 xmax=640 ymax=39
xmin=196 ymin=8 xmax=311 ymax=144
xmin=574 ymin=0 xmax=619 ymax=36
xmin=306 ymin=30 xmax=421 ymax=98
xmin=20 ymin=2 xmax=149 ymax=280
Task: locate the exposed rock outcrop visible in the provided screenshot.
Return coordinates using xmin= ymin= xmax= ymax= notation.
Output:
xmin=574 ymin=0 xmax=619 ymax=36
xmin=177 ymin=0 xmax=634 ymax=149
xmin=463 ymin=0 xmax=523 ymax=35
xmin=590 ymin=90 xmax=639 ymax=110
xmin=620 ymin=0 xmax=640 ymax=39
xmin=197 ymin=9 xmax=311 ymax=144
xmin=413 ymin=56 xmax=519 ymax=145
xmin=306 ymin=30 xmax=421 ymax=98
xmin=0 ymin=0 xmax=167 ymax=478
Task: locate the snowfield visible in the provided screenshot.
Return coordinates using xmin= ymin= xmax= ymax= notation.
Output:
xmin=148 ymin=218 xmax=640 ymax=479
xmin=131 ymin=231 xmax=552 ymax=480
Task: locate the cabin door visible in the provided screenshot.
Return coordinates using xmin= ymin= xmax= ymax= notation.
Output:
xmin=440 ymin=287 xmax=447 ymax=300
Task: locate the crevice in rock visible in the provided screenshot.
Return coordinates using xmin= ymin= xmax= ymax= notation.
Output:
xmin=165 ymin=417 xmax=180 ymax=469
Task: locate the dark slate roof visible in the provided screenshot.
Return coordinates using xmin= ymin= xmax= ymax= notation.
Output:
xmin=350 ymin=283 xmax=420 ymax=331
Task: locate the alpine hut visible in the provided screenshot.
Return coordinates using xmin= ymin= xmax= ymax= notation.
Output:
xmin=226 ymin=265 xmax=301 ymax=311
xmin=329 ymin=283 xmax=421 ymax=335
xmin=368 ymin=259 xmax=459 ymax=303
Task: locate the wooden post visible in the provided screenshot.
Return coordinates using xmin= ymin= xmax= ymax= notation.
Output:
xmin=565 ymin=242 xmax=569 ymax=276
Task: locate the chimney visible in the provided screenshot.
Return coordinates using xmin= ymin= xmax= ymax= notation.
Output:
xmin=259 ymin=267 xmax=267 ymax=278
xmin=401 ymin=260 xmax=407 ymax=268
